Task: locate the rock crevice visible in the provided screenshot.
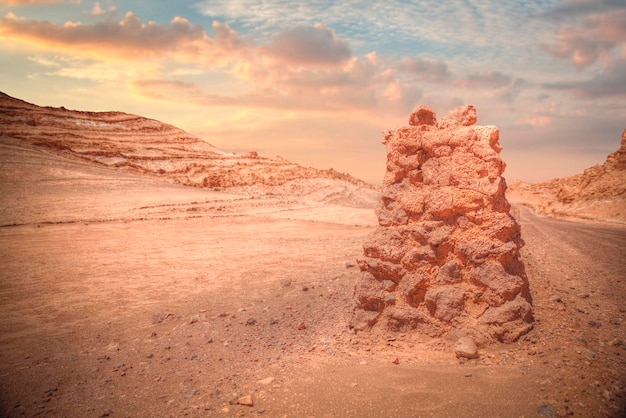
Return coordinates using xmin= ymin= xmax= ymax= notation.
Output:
xmin=351 ymin=105 xmax=533 ymax=343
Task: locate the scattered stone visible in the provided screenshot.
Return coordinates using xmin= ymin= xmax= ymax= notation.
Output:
xmin=257 ymin=377 xmax=275 ymax=385
xmin=280 ymin=279 xmax=292 ymax=288
xmin=583 ymin=349 xmax=596 ymax=360
xmin=345 ymin=261 xmax=356 ymax=269
xmin=351 ymin=105 xmax=532 ymax=343
xmin=269 ymin=318 xmax=278 ymax=325
xmin=301 ymin=285 xmax=309 ymax=291
xmin=454 ymin=337 xmax=479 ymax=359
xmin=105 ymin=342 xmax=120 ymax=352
xmin=538 ymin=403 xmax=555 ymax=417
xmin=555 ymin=408 xmax=570 ymax=417
xmin=246 ymin=318 xmax=257 ymax=326
xmin=390 ymin=357 xmax=400 ymax=364
xmin=549 ymin=295 xmax=562 ymax=303
xmin=43 ymin=386 xmax=58 ymax=396
xmin=571 ymin=335 xmax=588 ymax=346
xmin=238 ymin=395 xmax=254 ymax=407
xmin=608 ymin=338 xmax=622 ymax=347
xmin=588 ymin=320 xmax=602 ymax=328
xmin=152 ymin=312 xmax=174 ymax=324
xmin=297 ymin=322 xmax=306 ymax=330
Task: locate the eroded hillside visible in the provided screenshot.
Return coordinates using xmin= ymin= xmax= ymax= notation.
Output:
xmin=508 ymin=129 xmax=626 ymax=224
xmin=0 ymin=92 xmax=378 ymax=208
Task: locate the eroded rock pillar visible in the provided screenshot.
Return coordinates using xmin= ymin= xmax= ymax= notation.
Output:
xmin=351 ymin=105 xmax=533 ymax=343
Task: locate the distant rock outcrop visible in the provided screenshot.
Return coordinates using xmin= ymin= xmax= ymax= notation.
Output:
xmin=0 ymin=92 xmax=378 ymax=207
xmin=508 ymin=129 xmax=626 ymax=224
xmin=351 ymin=105 xmax=533 ymax=343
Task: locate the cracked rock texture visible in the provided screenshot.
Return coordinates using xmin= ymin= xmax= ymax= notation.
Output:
xmin=351 ymin=105 xmax=533 ymax=343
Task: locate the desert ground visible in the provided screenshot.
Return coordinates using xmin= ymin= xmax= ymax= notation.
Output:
xmin=1 ymin=140 xmax=625 ymax=418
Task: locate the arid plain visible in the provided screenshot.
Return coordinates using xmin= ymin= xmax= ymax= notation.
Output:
xmin=1 ymin=95 xmax=625 ymax=417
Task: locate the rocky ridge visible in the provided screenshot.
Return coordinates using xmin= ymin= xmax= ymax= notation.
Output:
xmin=0 ymin=92 xmax=378 ymax=207
xmin=351 ymin=105 xmax=533 ymax=344
xmin=508 ymin=129 xmax=626 ymax=224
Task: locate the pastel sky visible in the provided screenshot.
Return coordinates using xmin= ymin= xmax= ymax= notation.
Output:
xmin=1 ymin=0 xmax=625 ymax=183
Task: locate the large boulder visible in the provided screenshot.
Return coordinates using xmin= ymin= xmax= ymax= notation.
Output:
xmin=351 ymin=105 xmax=533 ymax=343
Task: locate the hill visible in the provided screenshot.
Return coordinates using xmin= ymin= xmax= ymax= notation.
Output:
xmin=508 ymin=129 xmax=626 ymax=225
xmin=0 ymin=92 xmax=378 ymax=208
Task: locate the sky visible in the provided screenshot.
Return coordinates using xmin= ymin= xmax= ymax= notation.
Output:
xmin=0 ymin=0 xmax=625 ymax=184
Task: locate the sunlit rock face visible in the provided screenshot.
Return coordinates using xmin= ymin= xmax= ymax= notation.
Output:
xmin=351 ymin=105 xmax=533 ymax=343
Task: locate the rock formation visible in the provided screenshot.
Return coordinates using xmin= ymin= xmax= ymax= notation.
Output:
xmin=0 ymin=92 xmax=378 ymax=207
xmin=351 ymin=105 xmax=533 ymax=343
xmin=508 ymin=128 xmax=626 ymax=224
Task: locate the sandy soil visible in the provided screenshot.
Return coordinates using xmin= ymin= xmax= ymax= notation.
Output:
xmin=1 ymin=143 xmax=625 ymax=417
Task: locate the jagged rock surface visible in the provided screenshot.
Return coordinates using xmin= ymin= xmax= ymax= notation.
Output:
xmin=0 ymin=92 xmax=378 ymax=207
xmin=351 ymin=105 xmax=533 ymax=343
xmin=508 ymin=129 xmax=626 ymax=224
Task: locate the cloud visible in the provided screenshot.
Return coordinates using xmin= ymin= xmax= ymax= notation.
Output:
xmin=543 ymin=59 xmax=626 ymax=98
xmin=91 ymin=2 xmax=105 ymax=16
xmin=0 ymin=12 xmax=215 ymax=61
xmin=269 ymin=24 xmax=351 ymax=66
xmin=27 ymin=55 xmax=61 ymax=67
xmin=24 ymin=53 xmax=162 ymax=81
xmin=130 ymin=79 xmax=203 ymax=101
xmin=524 ymin=115 xmax=552 ymax=128
xmin=456 ymin=71 xmax=513 ymax=89
xmin=129 ymin=79 xmax=318 ymax=112
xmin=543 ymin=8 xmax=626 ymax=68
xmin=0 ymin=11 xmax=402 ymax=115
xmin=498 ymin=78 xmax=529 ymax=104
xmin=539 ymin=0 xmax=626 ymax=20
xmin=396 ymin=56 xmax=451 ymax=82
xmin=0 ymin=0 xmax=65 ymax=4
xmin=89 ymin=2 xmax=116 ymax=17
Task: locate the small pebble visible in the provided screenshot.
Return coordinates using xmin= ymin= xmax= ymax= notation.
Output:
xmin=238 ymin=395 xmax=254 ymax=407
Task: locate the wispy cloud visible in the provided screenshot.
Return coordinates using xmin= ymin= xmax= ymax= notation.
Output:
xmin=543 ymin=59 xmax=626 ymax=98
xmin=396 ymin=57 xmax=451 ymax=82
xmin=194 ymin=0 xmax=554 ymax=58
xmin=543 ymin=7 xmax=626 ymax=68
xmin=539 ymin=0 xmax=625 ymax=19
xmin=0 ymin=0 xmax=65 ymax=4
xmin=0 ymin=12 xmax=210 ymax=58
xmin=456 ymin=71 xmax=513 ymax=89
xmin=268 ymin=24 xmax=351 ymax=66
xmin=0 ymin=11 xmax=414 ymax=114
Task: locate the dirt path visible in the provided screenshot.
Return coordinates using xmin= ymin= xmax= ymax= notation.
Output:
xmin=0 ymin=162 xmax=625 ymax=417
